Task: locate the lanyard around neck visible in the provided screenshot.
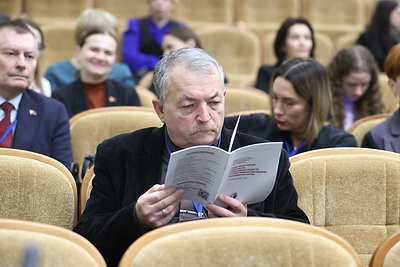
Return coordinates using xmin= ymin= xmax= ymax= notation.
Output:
xmin=282 ymin=134 xmax=306 ymax=157
xmin=164 ymin=134 xmax=222 ymax=216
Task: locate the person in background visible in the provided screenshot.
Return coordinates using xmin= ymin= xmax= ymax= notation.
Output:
xmin=255 ymin=17 xmax=315 ymax=93
xmin=357 ymin=0 xmax=400 ymax=71
xmin=327 ymin=45 xmax=385 ymax=131
xmin=225 ymin=58 xmax=357 ymax=156
xmin=161 ymin=25 xmax=202 ymax=55
xmin=73 ymin=48 xmax=308 ymax=266
xmin=20 ymin=17 xmax=51 ymax=97
xmin=144 ymin=25 xmax=203 ymax=94
xmin=44 ymin=8 xmax=136 ymax=91
xmin=122 ymin=0 xmax=184 ymax=81
xmin=362 ymin=43 xmax=400 ymax=152
xmin=161 ymin=26 xmax=229 ymax=85
xmin=52 ymin=29 xmax=141 ymax=118
xmin=0 ymin=20 xmax=72 ymax=168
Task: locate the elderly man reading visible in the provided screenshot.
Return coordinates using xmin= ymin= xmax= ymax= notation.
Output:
xmin=74 ymin=47 xmax=308 ymax=267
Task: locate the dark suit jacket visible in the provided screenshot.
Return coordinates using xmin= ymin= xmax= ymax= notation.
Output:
xmin=74 ymin=126 xmax=308 ymax=266
xmin=356 ymin=31 xmax=396 ymax=72
xmin=52 ymin=79 xmax=141 ymax=118
xmin=224 ymin=113 xmax=358 ymax=154
xmin=362 ymin=108 xmax=400 ymax=152
xmin=255 ymin=65 xmax=277 ymax=93
xmin=12 ymin=89 xmax=73 ymax=168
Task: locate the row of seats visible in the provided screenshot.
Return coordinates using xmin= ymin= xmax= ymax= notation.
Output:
xmin=3 ymin=145 xmax=400 ymax=266
xmin=72 ymin=84 xmax=397 ymax=178
xmin=119 ymin=216 xmax=400 ymax=266
xmin=139 ymin=72 xmax=395 ymax=114
xmin=289 ymin=147 xmax=400 ymax=266
xmin=37 ymin=23 xmax=363 ymax=86
xmin=1 ymin=216 xmax=400 ymax=266
xmin=1 ymin=0 xmax=379 ymax=33
xmin=0 ymin=95 xmax=386 ymax=228
xmin=196 ymin=27 xmax=360 ymax=85
xmin=2 ymin=1 xmax=380 ymax=86
xmin=70 ymin=85 xmax=270 ymax=177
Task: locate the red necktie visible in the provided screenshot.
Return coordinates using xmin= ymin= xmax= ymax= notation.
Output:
xmin=0 ymin=102 xmax=14 ymax=148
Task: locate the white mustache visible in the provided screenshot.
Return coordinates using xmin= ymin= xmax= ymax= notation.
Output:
xmin=189 ymin=125 xmax=218 ymax=136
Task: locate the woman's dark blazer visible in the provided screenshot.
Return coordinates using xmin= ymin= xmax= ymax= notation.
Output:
xmin=52 ymin=79 xmax=141 ymax=118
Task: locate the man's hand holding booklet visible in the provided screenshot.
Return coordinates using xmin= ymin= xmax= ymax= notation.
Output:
xmin=165 ymin=116 xmax=283 ymax=207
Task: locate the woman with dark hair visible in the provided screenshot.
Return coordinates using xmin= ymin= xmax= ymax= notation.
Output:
xmin=226 ymin=58 xmax=356 ymax=156
xmin=362 ymin=43 xmax=400 ymax=152
xmin=327 ymin=45 xmax=385 ymax=130
xmin=161 ymin=26 xmax=202 ymax=55
xmin=255 ymin=17 xmax=315 ymax=93
xmin=357 ymin=0 xmax=400 ymax=71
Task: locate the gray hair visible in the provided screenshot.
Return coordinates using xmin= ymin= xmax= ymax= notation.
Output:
xmin=153 ymin=47 xmax=225 ymax=103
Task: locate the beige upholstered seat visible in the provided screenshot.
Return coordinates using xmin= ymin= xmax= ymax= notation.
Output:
xmin=80 ymin=165 xmax=95 ymax=215
xmin=347 ymin=113 xmax=392 ymax=146
xmin=93 ymin=0 xmax=149 ymax=29
xmin=302 ymin=0 xmax=365 ymax=41
xmin=137 ymin=71 xmax=154 ymax=90
xmin=369 ymin=231 xmax=400 ymax=267
xmin=0 ymin=0 xmax=22 ymax=17
xmin=40 ymin=23 xmax=76 ymax=74
xmin=313 ymin=32 xmax=335 ymax=66
xmin=174 ymin=0 xmax=234 ymax=28
xmin=289 ymin=147 xmax=400 ymax=266
xmin=224 ymin=84 xmax=270 ymax=115
xmin=25 ymin=0 xmax=92 ymax=24
xmin=0 ymin=148 xmax=78 ymax=230
xmin=0 ymin=218 xmax=106 ymax=266
xmin=196 ymin=26 xmax=261 ymax=86
xmin=335 ymin=32 xmax=359 ymax=52
xmin=69 ymin=106 xmax=162 ymax=179
xmin=363 ymin=0 xmax=380 ymax=24
xmin=233 ymin=0 xmax=300 ymax=40
xmin=261 ymin=31 xmax=277 ymax=65
xmin=135 ymin=85 xmax=156 ymax=108
xmin=118 ymin=217 xmax=361 ymax=267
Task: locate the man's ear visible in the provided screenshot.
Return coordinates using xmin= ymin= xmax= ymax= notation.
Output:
xmin=152 ymin=99 xmax=166 ymax=123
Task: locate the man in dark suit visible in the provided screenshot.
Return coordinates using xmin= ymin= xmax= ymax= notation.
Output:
xmin=74 ymin=48 xmax=309 ymax=266
xmin=0 ymin=20 xmax=73 ymax=168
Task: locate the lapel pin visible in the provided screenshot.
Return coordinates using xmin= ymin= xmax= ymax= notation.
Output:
xmin=108 ymin=96 xmax=117 ymax=103
xmin=29 ymin=109 xmax=37 ymax=116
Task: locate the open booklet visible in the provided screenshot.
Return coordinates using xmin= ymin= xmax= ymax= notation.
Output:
xmin=164 ymin=115 xmax=282 ymax=207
